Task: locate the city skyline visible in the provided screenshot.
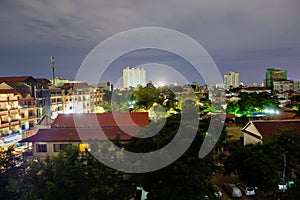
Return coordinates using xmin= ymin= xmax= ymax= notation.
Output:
xmin=1 ymin=0 xmax=300 ymax=85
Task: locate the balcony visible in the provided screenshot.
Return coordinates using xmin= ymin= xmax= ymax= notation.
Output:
xmin=0 ymin=110 xmax=8 ymax=115
xmin=8 ymin=97 xmax=18 ymax=101
xmin=10 ymin=119 xmax=20 ymax=126
xmin=0 ymin=97 xmax=8 ymax=101
xmin=1 ymin=121 xmax=9 ymax=127
xmin=9 ymin=109 xmax=19 ymax=114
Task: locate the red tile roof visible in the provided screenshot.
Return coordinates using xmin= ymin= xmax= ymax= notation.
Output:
xmin=243 ymin=86 xmax=269 ymax=91
xmin=20 ymin=127 xmax=136 ymax=143
xmin=51 ymin=112 xmax=149 ymax=128
xmin=250 ymin=120 xmax=300 ymax=139
xmin=0 ymin=76 xmax=36 ymax=83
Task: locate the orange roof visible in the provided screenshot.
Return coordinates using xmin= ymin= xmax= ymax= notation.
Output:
xmin=51 ymin=112 xmax=149 ymax=128
xmin=20 ymin=127 xmax=134 ymax=143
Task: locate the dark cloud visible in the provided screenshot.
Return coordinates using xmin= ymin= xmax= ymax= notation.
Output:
xmin=0 ymin=0 xmax=299 ymax=85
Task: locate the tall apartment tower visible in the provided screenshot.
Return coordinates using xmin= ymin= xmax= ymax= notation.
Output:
xmin=123 ymin=66 xmax=146 ymax=88
xmin=224 ymin=71 xmax=240 ymax=89
xmin=265 ymin=67 xmax=287 ymax=89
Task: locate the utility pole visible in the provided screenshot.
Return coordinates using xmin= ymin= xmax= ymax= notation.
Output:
xmin=51 ymin=56 xmax=55 ymax=85
xmin=283 ymin=154 xmax=286 ymax=183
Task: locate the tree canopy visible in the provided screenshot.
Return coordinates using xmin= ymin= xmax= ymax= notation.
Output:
xmin=226 ymin=92 xmax=279 ymax=116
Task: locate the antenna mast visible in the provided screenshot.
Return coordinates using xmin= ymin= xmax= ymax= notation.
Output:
xmin=51 ymin=56 xmax=55 ymax=85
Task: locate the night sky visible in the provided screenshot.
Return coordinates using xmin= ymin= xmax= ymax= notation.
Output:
xmin=1 ymin=0 xmax=300 ymax=86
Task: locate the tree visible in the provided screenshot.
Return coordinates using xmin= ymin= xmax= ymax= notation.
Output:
xmin=0 ymin=148 xmax=21 ymax=199
xmin=133 ymin=85 xmax=161 ymax=110
xmin=226 ymin=92 xmax=279 ymax=116
xmin=7 ymin=146 xmax=134 ymax=200
xmin=125 ymin=114 xmax=215 ymax=200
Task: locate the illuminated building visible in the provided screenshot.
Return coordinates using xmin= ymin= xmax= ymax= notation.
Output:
xmin=123 ymin=66 xmax=146 ymax=88
xmin=224 ymin=71 xmax=240 ymax=89
xmin=265 ymin=67 xmax=287 ymax=89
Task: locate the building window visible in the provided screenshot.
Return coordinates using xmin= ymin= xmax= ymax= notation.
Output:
xmin=53 ymin=144 xmax=70 ymax=152
xmin=36 ymin=144 xmax=47 ymax=152
xmin=79 ymin=143 xmax=90 ymax=152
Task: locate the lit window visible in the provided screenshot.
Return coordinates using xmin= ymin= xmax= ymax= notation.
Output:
xmin=79 ymin=143 xmax=90 ymax=152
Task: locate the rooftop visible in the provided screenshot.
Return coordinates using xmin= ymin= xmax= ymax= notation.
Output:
xmin=0 ymin=76 xmax=37 ymax=83
xmin=242 ymin=120 xmax=300 ymax=139
xmin=19 ymin=127 xmax=135 ymax=143
xmin=51 ymin=112 xmax=149 ymax=128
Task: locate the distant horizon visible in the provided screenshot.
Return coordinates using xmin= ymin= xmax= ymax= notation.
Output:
xmin=1 ymin=0 xmax=299 ymax=86
xmin=0 ymin=65 xmax=297 ymax=88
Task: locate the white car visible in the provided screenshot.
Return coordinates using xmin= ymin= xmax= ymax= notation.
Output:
xmin=278 ymin=182 xmax=287 ymax=191
xmin=237 ymin=183 xmax=256 ymax=196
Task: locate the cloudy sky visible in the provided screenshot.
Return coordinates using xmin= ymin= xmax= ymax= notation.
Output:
xmin=1 ymin=0 xmax=300 ymax=86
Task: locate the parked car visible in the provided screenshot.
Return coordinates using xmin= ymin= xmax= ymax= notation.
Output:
xmin=236 ymin=183 xmax=255 ymax=196
xmin=223 ymin=183 xmax=242 ymax=198
xmin=278 ymin=181 xmax=288 ymax=191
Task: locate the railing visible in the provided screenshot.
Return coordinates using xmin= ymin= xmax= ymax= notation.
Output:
xmin=0 ymin=110 xmax=8 ymax=115
xmin=1 ymin=121 xmax=9 ymax=126
xmin=9 ymin=109 xmax=19 ymax=114
xmin=10 ymin=120 xmax=20 ymax=125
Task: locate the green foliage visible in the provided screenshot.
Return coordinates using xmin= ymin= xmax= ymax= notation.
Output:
xmin=199 ymin=102 xmax=211 ymax=115
xmin=0 ymin=148 xmax=21 ymax=199
xmin=6 ymin=146 xmax=134 ymax=200
xmin=226 ymin=92 xmax=279 ymax=115
xmin=126 ymin=114 xmax=215 ymax=200
xmin=133 ymin=85 xmax=162 ymax=110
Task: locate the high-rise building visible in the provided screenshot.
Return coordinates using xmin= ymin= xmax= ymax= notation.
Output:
xmin=123 ymin=66 xmax=146 ymax=88
xmin=224 ymin=71 xmax=240 ymax=89
xmin=265 ymin=68 xmax=287 ymax=89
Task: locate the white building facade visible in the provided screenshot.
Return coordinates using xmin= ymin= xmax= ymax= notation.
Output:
xmin=224 ymin=71 xmax=240 ymax=89
xmin=123 ymin=66 xmax=146 ymax=88
xmin=273 ymin=80 xmax=294 ymax=93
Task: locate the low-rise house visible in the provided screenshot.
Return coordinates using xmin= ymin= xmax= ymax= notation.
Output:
xmin=20 ymin=112 xmax=148 ymax=158
xmin=242 ymin=120 xmax=300 ymax=145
